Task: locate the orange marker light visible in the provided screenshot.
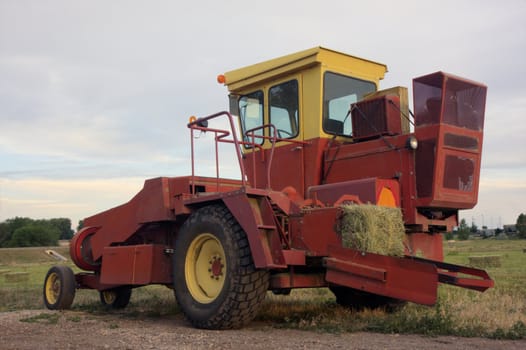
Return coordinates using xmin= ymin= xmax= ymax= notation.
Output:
xmin=189 ymin=116 xmax=197 ymax=123
xmin=217 ymin=74 xmax=226 ymax=84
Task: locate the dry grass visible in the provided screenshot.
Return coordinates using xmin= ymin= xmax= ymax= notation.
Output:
xmin=468 ymin=255 xmax=501 ymax=268
xmin=4 ymin=272 xmax=29 ymax=283
xmin=257 ymin=239 xmax=526 ymax=338
xmin=338 ymin=204 xmax=406 ymax=256
xmin=1 ymin=240 xmax=525 ymax=338
xmin=445 ymin=287 xmax=526 ymax=332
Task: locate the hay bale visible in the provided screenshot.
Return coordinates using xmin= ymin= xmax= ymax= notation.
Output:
xmin=5 ymin=272 xmax=29 ymax=283
xmin=468 ymin=256 xmax=501 ymax=268
xmin=338 ymin=204 xmax=406 ymax=256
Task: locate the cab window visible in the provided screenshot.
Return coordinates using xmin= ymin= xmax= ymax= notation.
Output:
xmin=239 ymin=90 xmax=264 ymax=146
xmin=323 ymin=72 xmax=376 ymax=136
xmin=269 ymin=80 xmax=299 ymax=139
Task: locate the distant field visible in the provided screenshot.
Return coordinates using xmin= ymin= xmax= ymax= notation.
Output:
xmin=0 ymin=246 xmax=175 ymax=314
xmin=1 ymin=240 xmax=525 ymax=338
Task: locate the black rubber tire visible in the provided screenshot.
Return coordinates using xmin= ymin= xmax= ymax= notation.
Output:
xmin=99 ymin=287 xmax=132 ymax=309
xmin=43 ymin=265 xmax=76 ymax=310
xmin=330 ymin=286 xmax=405 ymax=312
xmin=173 ymin=204 xmax=269 ymax=329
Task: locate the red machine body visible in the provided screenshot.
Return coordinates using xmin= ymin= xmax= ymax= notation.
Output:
xmin=72 ymin=72 xmax=490 ymax=296
xmin=45 ymin=50 xmax=492 ymax=330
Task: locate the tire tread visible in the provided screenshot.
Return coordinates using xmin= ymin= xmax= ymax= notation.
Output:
xmin=175 ymin=204 xmax=268 ymax=329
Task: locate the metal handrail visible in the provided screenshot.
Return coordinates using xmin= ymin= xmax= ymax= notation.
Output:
xmin=187 ymin=111 xmax=248 ymax=194
xmin=244 ymin=124 xmax=307 ymax=189
xmin=188 ymin=111 xmax=307 ymax=193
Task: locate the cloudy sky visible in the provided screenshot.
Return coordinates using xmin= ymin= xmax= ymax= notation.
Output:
xmin=1 ymin=0 xmax=525 ymax=229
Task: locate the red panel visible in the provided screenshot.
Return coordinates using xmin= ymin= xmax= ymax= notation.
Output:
xmin=282 ymin=250 xmax=306 ymax=265
xmin=75 ymin=273 xmax=119 ymax=291
xmin=290 ymin=207 xmax=341 ymax=256
xmin=304 ymin=138 xmax=330 ymax=191
xmin=100 ymin=245 xmax=172 ymax=285
xmin=327 ymin=258 xmax=387 ymax=281
xmin=415 ymin=124 xmax=483 ymax=209
xmin=222 ymin=191 xmax=287 ymax=269
xmin=269 ymin=273 xmax=326 ymax=289
xmin=86 ymin=176 xmax=242 ymax=261
xmin=307 ymin=178 xmax=400 ymax=207
xmin=241 ymin=138 xmax=331 ymax=198
xmin=86 ymin=177 xmax=179 ymax=260
xmin=325 ymin=245 xmax=438 ymax=305
xmin=321 ymin=135 xmax=418 ymax=226
xmin=242 ymin=142 xmax=305 ymax=195
xmin=413 ymin=72 xmax=485 ymax=210
xmin=406 ymin=233 xmax=444 ymax=261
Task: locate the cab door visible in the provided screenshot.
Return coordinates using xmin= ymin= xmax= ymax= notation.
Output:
xmin=267 ymin=78 xmax=305 ymax=195
xmin=237 ymin=77 xmax=305 ymax=194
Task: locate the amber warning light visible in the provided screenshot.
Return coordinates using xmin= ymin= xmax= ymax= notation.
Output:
xmin=217 ymin=74 xmax=226 ymax=84
xmin=188 ymin=115 xmax=208 ymax=128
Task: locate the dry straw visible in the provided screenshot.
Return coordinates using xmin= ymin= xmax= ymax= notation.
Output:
xmin=468 ymin=255 xmax=501 ymax=268
xmin=338 ymin=204 xmax=406 ymax=257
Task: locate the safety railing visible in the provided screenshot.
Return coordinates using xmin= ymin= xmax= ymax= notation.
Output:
xmin=243 ymin=124 xmax=308 ymax=189
xmin=187 ymin=111 xmax=307 ymax=194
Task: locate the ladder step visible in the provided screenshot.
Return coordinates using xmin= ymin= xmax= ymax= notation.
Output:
xmin=257 ymin=225 xmax=276 ymax=230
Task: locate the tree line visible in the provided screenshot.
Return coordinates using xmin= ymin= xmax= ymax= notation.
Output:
xmin=1 ymin=213 xmax=525 ymax=247
xmin=446 ymin=213 xmax=526 ymax=240
xmin=0 ymin=217 xmax=74 ymax=248
xmin=517 ymin=213 xmax=526 ymax=238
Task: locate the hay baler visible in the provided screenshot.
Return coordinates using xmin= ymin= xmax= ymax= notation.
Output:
xmin=43 ymin=47 xmax=493 ymax=329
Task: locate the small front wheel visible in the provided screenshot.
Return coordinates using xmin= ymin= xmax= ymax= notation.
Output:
xmin=43 ymin=265 xmax=76 ymax=310
xmin=99 ymin=287 xmax=132 ymax=309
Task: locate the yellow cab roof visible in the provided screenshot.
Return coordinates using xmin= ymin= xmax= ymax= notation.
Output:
xmin=223 ymin=46 xmax=388 ymax=92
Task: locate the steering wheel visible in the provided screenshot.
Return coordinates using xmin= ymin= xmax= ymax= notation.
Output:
xmin=277 ymin=129 xmax=293 ymax=138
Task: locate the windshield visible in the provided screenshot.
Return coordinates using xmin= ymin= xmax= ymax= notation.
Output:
xmin=323 ymin=72 xmax=376 ymax=136
xmin=238 ymin=90 xmax=264 ymax=146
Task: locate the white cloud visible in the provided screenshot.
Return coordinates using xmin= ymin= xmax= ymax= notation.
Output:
xmin=0 ymin=177 xmax=145 ymax=226
xmin=1 ymin=0 xmax=525 ymax=229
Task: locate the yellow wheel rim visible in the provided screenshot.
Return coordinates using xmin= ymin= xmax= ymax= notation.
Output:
xmin=45 ymin=272 xmax=60 ymax=305
xmin=101 ymin=290 xmax=117 ymax=304
xmin=185 ymin=233 xmax=227 ymax=304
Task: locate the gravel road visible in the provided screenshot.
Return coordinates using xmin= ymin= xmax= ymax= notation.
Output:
xmin=1 ymin=310 xmax=525 ymax=350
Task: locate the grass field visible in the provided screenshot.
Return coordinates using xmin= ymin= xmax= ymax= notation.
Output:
xmin=1 ymin=239 xmax=525 ymax=338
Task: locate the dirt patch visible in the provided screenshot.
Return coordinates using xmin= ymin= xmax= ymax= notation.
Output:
xmin=1 ymin=310 xmax=525 ymax=350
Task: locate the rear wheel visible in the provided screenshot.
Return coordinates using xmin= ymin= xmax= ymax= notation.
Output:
xmin=99 ymin=287 xmax=132 ymax=309
xmin=43 ymin=265 xmax=76 ymax=310
xmin=173 ymin=204 xmax=269 ymax=329
xmin=330 ymin=286 xmax=404 ymax=311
